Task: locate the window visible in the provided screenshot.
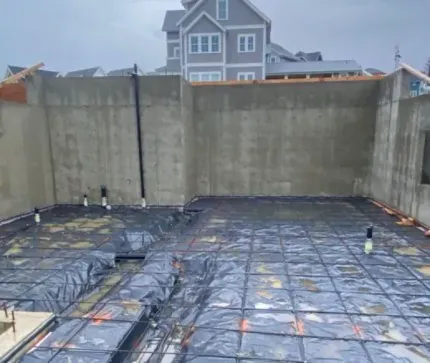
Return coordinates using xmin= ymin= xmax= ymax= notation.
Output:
xmin=217 ymin=0 xmax=228 ymax=20
xmin=189 ymin=72 xmax=222 ymax=82
xmin=173 ymin=46 xmax=180 ymax=59
xmin=189 ymin=34 xmax=221 ymax=54
xmin=201 ymin=36 xmax=209 ymax=53
xmin=238 ymin=34 xmax=255 ymax=53
xmin=422 ymin=132 xmax=430 ymax=184
xmin=190 ymin=73 xmax=200 ymax=82
xmin=237 ymin=72 xmax=255 ymax=81
xmin=190 ymin=36 xmax=199 ymax=53
xmin=211 ymin=35 xmax=220 ymax=52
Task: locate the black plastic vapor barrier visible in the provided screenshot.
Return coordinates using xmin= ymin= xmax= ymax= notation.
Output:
xmin=8 ymin=251 xmax=116 ymax=313
xmin=19 ymin=252 xmax=181 ymax=363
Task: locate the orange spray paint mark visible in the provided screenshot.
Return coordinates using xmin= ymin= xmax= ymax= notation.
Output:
xmin=240 ymin=319 xmax=249 ymax=332
xmin=90 ymin=311 xmax=113 ymax=325
xmin=352 ymin=324 xmax=364 ymax=339
xmin=295 ymin=319 xmax=305 ymax=336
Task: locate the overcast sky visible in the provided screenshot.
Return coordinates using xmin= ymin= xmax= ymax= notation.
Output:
xmin=0 ymin=0 xmax=428 ymax=74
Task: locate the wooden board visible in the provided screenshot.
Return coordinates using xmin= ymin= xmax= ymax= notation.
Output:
xmin=0 ymin=311 xmax=54 ymax=360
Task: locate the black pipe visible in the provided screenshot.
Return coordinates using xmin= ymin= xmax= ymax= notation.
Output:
xmin=367 ymin=226 xmax=373 ymax=239
xmin=132 ymin=63 xmax=146 ymax=206
xmin=115 ymin=253 xmax=146 ymax=262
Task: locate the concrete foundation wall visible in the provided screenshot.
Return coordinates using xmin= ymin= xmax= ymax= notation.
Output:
xmin=8 ymin=74 xmax=426 ymax=220
xmin=0 ymin=101 xmax=54 ymax=220
xmin=28 ymin=76 xmax=192 ymax=206
xmin=193 ymin=81 xmax=379 ymax=196
xmin=370 ymin=69 xmax=430 ymax=225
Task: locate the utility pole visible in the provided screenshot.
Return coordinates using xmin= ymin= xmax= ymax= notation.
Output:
xmin=394 ymin=44 xmax=401 ymax=70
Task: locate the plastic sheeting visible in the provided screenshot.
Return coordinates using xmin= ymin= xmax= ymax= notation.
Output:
xmin=20 ymin=252 xmax=180 ymax=362
xmin=3 ymin=198 xmax=430 ymax=362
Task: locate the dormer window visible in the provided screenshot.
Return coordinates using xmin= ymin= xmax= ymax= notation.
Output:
xmin=217 ymin=0 xmax=228 ymax=20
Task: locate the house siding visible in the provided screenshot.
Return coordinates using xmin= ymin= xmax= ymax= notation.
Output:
xmin=226 ymin=28 xmax=264 ymax=64
xmin=166 ymin=59 xmax=181 ymax=72
xmin=167 ymin=42 xmax=180 ymax=58
xmin=181 ymin=0 xmax=265 ymax=29
xmin=226 ymin=66 xmax=263 ymax=80
xmin=167 ymin=32 xmax=180 ymax=40
xmin=184 ymin=0 xmax=198 ymax=10
xmin=188 ymin=17 xmax=222 ymax=33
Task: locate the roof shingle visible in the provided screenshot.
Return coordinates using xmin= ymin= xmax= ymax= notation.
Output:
xmin=65 ymin=67 xmax=103 ymax=77
xmin=162 ymin=10 xmax=186 ymax=32
xmin=296 ymin=51 xmax=323 ymax=62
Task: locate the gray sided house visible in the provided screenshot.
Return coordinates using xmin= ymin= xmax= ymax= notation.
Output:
xmin=158 ymin=0 xmax=363 ymax=81
xmin=161 ymin=0 xmax=271 ymax=81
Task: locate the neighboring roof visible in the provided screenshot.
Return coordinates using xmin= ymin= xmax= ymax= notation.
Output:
xmin=270 ymin=43 xmax=302 ymax=62
xmin=296 ymin=51 xmax=323 ymax=62
xmin=266 ymin=60 xmax=362 ymax=76
xmin=147 ymin=65 xmax=181 ymax=75
xmin=162 ymin=10 xmax=186 ymax=32
xmin=7 ymin=65 xmax=59 ymax=78
xmin=65 ymin=67 xmax=103 ymax=77
xmin=365 ymin=67 xmax=386 ymax=75
xmin=177 ymin=0 xmax=271 ymax=27
xmin=107 ymin=68 xmax=142 ymax=76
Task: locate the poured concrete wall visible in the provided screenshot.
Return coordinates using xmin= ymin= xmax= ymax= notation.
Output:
xmin=193 ymin=81 xmax=379 ymax=196
xmin=370 ymin=69 xmax=430 ymax=225
xmin=27 ymin=76 xmax=193 ymax=206
xmin=0 ymin=101 xmax=54 ymax=220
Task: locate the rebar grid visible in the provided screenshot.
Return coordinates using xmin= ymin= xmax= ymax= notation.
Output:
xmin=1 ymin=199 xmax=430 ymax=362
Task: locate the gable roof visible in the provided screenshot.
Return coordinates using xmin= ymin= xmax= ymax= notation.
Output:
xmin=107 ymin=67 xmax=142 ymax=76
xmin=365 ymin=67 xmax=386 ymax=75
xmin=7 ymin=65 xmax=59 ymax=78
xmin=296 ymin=51 xmax=323 ymax=62
xmin=65 ymin=67 xmax=103 ymax=77
xmin=270 ymin=43 xmax=302 ymax=62
xmin=162 ymin=10 xmax=186 ymax=32
xmin=266 ymin=60 xmax=362 ymax=76
xmin=177 ymin=0 xmax=271 ymax=26
xmin=183 ymin=11 xmax=226 ymax=34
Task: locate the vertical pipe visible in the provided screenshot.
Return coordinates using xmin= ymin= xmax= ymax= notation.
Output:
xmin=132 ymin=64 xmax=146 ymax=207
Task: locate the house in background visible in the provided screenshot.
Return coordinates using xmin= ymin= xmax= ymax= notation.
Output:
xmin=4 ymin=65 xmax=60 ymax=79
xmin=364 ymin=67 xmax=386 ymax=76
xmin=295 ymin=51 xmax=323 ymax=62
xmin=266 ymin=60 xmax=362 ymax=80
xmin=107 ymin=67 xmax=144 ymax=76
xmin=154 ymin=0 xmax=363 ymax=81
xmin=64 ymin=67 xmax=105 ymax=77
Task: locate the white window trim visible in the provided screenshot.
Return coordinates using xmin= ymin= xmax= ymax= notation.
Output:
xmin=173 ymin=46 xmax=180 ymax=59
xmin=237 ymin=72 xmax=255 ymax=81
xmin=225 ymin=24 xmax=265 ymax=30
xmin=216 ymin=0 xmax=228 ymax=20
xmin=238 ymin=34 xmax=256 ymax=53
xmin=189 ymin=71 xmax=222 ymax=82
xmin=226 ymin=63 xmax=262 ymax=68
xmin=189 ymin=33 xmax=221 ymax=54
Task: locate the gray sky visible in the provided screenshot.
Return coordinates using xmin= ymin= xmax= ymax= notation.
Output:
xmin=0 ymin=0 xmax=428 ymax=74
